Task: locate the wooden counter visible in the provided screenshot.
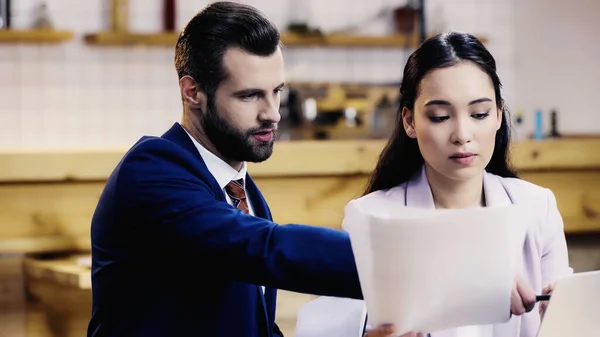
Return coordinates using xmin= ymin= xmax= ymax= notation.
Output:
xmin=1 ymin=138 xmax=600 ymax=254
xmin=2 ymin=137 xmax=600 ymax=337
xmin=24 ymin=255 xmax=91 ymax=290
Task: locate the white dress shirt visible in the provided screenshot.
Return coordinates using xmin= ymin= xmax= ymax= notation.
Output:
xmin=182 ymin=126 xmax=263 ymax=293
xmin=182 ymin=125 xmax=255 ymax=216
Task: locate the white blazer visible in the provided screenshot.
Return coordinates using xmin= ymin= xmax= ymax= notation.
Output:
xmin=296 ymin=166 xmax=573 ymax=337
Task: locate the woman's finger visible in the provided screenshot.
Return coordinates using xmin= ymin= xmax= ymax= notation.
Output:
xmin=364 ymin=324 xmax=395 ymax=337
xmin=516 ymin=275 xmax=536 ymax=313
xmin=511 ymin=280 xmax=526 ymax=315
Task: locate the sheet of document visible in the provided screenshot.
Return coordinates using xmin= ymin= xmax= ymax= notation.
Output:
xmin=342 ymin=201 xmax=530 ymax=335
xmin=294 ymin=296 xmax=367 ymax=337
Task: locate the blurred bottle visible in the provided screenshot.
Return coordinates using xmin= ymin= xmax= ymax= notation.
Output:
xmin=163 ymin=0 xmax=176 ymax=32
xmin=533 ymin=109 xmax=544 ymax=140
xmin=0 ymin=0 xmax=11 ymax=30
xmin=548 ymin=108 xmax=561 ymax=138
xmin=33 ymin=2 xmax=53 ymax=29
xmin=288 ymin=0 xmax=310 ymax=27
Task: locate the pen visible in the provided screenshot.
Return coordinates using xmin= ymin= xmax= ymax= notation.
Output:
xmin=536 ymin=294 xmax=551 ymax=302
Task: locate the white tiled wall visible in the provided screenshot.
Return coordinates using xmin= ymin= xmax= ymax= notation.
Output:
xmin=513 ymin=0 xmax=600 ymax=136
xmin=0 ymin=0 xmax=596 ymax=149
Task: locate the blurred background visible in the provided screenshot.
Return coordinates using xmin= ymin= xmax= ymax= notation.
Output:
xmin=0 ymin=0 xmax=599 ymax=336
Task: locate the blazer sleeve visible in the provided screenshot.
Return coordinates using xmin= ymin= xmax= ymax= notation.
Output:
xmin=540 ymin=189 xmax=573 ymax=287
xmin=116 ymin=139 xmax=362 ymax=299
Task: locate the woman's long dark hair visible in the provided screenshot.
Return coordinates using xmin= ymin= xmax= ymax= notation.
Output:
xmin=364 ymin=32 xmax=518 ymax=195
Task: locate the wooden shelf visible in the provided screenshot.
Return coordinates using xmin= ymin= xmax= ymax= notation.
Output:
xmin=83 ymin=31 xmax=486 ymax=48
xmin=281 ymin=32 xmax=487 ymax=47
xmin=281 ymin=32 xmax=421 ymax=48
xmin=0 ymin=29 xmax=74 ymax=44
xmin=84 ymin=32 xmax=178 ymax=46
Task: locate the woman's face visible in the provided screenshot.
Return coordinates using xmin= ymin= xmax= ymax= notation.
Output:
xmin=402 ymin=62 xmax=502 ymax=182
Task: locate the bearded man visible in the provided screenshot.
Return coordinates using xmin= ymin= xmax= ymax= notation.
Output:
xmin=87 ymin=2 xmax=366 ymax=337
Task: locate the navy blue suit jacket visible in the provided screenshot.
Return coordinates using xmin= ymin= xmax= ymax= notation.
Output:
xmin=87 ymin=123 xmax=362 ymax=337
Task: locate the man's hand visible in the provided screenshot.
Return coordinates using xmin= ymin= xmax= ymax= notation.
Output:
xmin=539 ymin=283 xmax=553 ymax=320
xmin=364 ymin=324 xmax=424 ymax=337
xmin=511 ymin=274 xmax=536 ymax=315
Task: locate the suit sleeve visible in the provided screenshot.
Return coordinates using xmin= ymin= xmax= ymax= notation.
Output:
xmin=540 ymin=189 xmax=573 ymax=287
xmin=117 ymin=139 xmax=362 ymax=299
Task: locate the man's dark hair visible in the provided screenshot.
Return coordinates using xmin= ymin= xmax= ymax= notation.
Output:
xmin=174 ymin=1 xmax=280 ymax=104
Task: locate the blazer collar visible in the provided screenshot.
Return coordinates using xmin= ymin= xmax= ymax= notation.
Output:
xmin=160 ymin=123 xmax=225 ymax=199
xmin=405 ymin=165 xmax=512 ymax=208
xmin=160 ymin=122 xmax=272 ymax=220
xmin=161 ymin=122 xmax=204 ymax=163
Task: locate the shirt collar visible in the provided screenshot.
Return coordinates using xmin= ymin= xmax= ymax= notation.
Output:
xmin=182 ymin=124 xmax=247 ymax=190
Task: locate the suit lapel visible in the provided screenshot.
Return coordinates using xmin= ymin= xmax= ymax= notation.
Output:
xmin=163 ymin=123 xmax=272 ymax=335
xmin=245 ymin=175 xmax=271 ymax=220
xmin=244 ymin=175 xmax=272 ymax=336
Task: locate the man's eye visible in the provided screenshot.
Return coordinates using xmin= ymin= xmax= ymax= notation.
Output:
xmin=240 ymin=93 xmax=258 ymax=100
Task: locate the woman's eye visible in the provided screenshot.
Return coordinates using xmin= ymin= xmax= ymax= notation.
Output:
xmin=472 ymin=112 xmax=490 ymax=120
xmin=428 ymin=116 xmax=450 ymax=123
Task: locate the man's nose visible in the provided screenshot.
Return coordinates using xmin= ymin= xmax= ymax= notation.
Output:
xmin=259 ymin=97 xmax=281 ymax=123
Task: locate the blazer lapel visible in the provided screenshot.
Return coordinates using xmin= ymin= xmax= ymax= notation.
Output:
xmin=482 ymin=173 xmax=521 ymax=336
xmin=405 ymin=166 xmax=436 ymax=209
xmin=245 ymin=175 xmax=271 ymax=220
xmin=244 ymin=175 xmax=272 ymax=336
xmin=482 ymin=172 xmax=512 ymax=207
xmin=163 ymin=123 xmax=272 ymax=334
xmin=405 ymin=167 xmax=513 ymax=209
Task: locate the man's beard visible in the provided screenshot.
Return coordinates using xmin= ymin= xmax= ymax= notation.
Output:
xmin=201 ymin=104 xmax=277 ymax=163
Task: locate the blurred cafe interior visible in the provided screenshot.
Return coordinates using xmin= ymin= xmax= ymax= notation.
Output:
xmin=0 ymin=0 xmax=599 ymax=336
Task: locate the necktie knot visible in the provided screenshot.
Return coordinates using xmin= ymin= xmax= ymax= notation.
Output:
xmin=225 ymin=179 xmax=249 ymax=214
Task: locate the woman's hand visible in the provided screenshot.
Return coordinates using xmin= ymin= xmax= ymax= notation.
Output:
xmin=539 ymin=283 xmax=554 ymax=320
xmin=511 ymin=274 xmax=537 ymax=315
xmin=364 ymin=324 xmax=424 ymax=337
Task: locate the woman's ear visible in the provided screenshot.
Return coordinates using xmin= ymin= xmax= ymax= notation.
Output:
xmin=179 ymin=75 xmax=207 ymax=113
xmin=402 ymin=107 xmax=417 ymax=138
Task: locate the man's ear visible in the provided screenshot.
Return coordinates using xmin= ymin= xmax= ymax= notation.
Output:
xmin=179 ymin=75 xmax=207 ymax=112
xmin=402 ymin=107 xmax=417 ymax=138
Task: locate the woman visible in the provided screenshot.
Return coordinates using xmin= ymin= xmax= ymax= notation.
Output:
xmin=357 ymin=32 xmax=572 ymax=336
xmin=295 ymin=32 xmax=572 ymax=337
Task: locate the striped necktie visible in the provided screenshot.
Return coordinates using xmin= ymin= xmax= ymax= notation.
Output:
xmin=225 ymin=179 xmax=249 ymax=214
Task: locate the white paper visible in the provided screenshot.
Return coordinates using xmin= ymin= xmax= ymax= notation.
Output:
xmin=342 ymin=200 xmax=529 ymax=335
xmin=294 ymin=296 xmax=367 ymax=337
